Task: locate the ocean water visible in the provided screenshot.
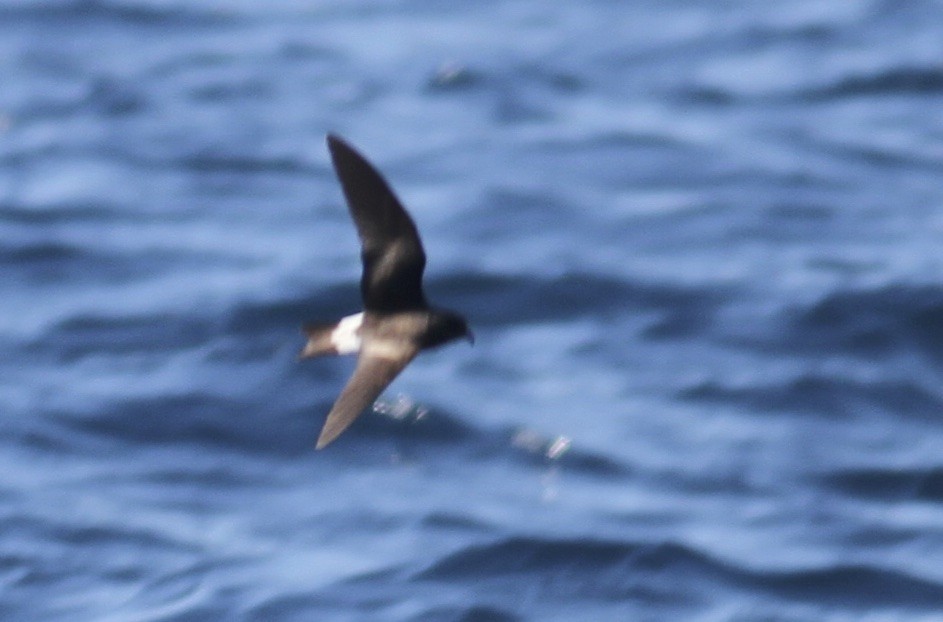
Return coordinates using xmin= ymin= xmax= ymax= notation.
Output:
xmin=2 ymin=0 xmax=943 ymax=619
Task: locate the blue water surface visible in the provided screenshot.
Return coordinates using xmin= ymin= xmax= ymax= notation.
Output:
xmin=3 ymin=1 xmax=943 ymax=620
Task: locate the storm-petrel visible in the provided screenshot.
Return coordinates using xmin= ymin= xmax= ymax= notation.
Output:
xmin=300 ymin=135 xmax=473 ymax=449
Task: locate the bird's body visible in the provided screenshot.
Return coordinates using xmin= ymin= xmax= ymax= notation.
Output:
xmin=300 ymin=135 xmax=472 ymax=449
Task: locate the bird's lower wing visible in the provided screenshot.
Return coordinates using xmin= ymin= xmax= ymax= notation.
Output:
xmin=315 ymin=347 xmax=417 ymax=449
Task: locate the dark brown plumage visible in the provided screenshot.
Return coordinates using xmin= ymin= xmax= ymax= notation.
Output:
xmin=300 ymin=135 xmax=473 ymax=449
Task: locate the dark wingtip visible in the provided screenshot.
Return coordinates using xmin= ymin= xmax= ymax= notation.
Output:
xmin=326 ymin=133 xmax=351 ymax=155
xmin=326 ymin=133 xmax=369 ymax=176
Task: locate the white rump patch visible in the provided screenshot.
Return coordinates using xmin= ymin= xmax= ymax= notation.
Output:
xmin=331 ymin=312 xmax=364 ymax=355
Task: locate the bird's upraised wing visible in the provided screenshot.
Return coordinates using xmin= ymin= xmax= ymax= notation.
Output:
xmin=327 ymin=134 xmax=427 ymax=312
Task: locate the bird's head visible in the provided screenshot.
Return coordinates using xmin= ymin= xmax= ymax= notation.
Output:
xmin=426 ymin=310 xmax=474 ymax=348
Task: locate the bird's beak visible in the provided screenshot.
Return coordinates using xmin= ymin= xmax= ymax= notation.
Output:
xmin=466 ymin=331 xmax=475 ymax=346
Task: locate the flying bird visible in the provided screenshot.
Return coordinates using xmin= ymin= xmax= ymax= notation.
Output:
xmin=300 ymin=135 xmax=473 ymax=449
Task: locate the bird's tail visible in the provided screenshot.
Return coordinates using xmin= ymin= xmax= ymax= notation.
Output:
xmin=298 ymin=323 xmax=340 ymax=359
